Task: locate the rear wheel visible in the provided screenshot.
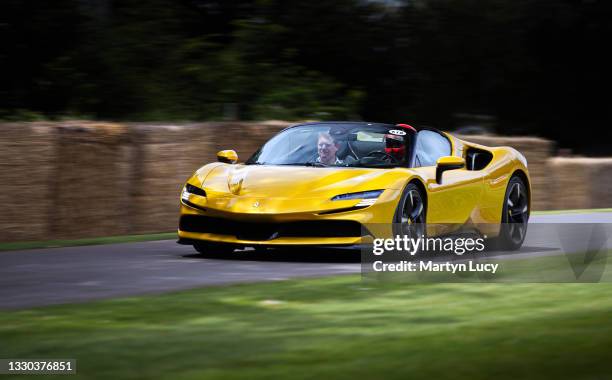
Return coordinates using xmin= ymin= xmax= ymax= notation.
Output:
xmin=491 ymin=175 xmax=530 ymax=251
xmin=193 ymin=241 xmax=236 ymax=256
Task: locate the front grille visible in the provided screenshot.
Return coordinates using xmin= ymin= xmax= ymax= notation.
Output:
xmin=179 ymin=215 xmax=363 ymax=241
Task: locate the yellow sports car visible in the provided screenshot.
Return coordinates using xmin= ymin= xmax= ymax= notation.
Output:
xmin=177 ymin=122 xmax=530 ymax=254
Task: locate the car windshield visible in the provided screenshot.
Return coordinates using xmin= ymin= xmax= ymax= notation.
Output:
xmin=246 ymin=123 xmax=413 ymax=168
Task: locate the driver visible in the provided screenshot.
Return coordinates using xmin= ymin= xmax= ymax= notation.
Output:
xmin=316 ymin=132 xmax=344 ymax=165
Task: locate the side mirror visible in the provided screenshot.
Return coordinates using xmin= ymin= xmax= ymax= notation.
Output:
xmin=435 ymin=156 xmax=465 ymax=184
xmin=217 ymin=150 xmax=238 ymax=164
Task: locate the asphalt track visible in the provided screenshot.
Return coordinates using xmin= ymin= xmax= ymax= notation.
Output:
xmin=1 ymin=212 xmax=611 ymax=310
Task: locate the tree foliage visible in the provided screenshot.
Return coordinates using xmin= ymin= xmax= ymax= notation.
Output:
xmin=1 ymin=0 xmax=610 ymax=153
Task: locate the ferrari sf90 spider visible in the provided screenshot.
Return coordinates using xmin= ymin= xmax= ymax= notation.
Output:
xmin=177 ymin=122 xmax=530 ymax=254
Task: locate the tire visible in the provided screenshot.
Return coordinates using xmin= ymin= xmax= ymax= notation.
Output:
xmin=193 ymin=241 xmax=236 ymax=256
xmin=393 ymin=182 xmax=427 ymax=245
xmin=490 ymin=175 xmax=530 ymax=251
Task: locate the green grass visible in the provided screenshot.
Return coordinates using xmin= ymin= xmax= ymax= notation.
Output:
xmin=2 ymin=273 xmax=612 ymax=379
xmin=0 ymin=232 xmax=177 ymax=252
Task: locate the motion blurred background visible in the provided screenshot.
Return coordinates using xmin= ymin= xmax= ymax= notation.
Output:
xmin=3 ymin=0 xmax=612 ymax=153
xmin=1 ymin=0 xmax=612 ymax=242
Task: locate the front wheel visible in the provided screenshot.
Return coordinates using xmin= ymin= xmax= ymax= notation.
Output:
xmin=393 ymin=182 xmax=427 ymax=243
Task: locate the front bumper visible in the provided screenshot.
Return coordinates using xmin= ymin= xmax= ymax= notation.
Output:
xmin=177 ymin=190 xmax=400 ymax=246
xmin=177 ymin=232 xmax=363 ymax=247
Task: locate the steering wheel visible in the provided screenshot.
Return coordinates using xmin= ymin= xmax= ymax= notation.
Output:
xmin=364 ymin=150 xmax=399 ymax=163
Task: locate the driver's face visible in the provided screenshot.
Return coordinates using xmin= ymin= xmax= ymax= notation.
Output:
xmin=318 ymin=136 xmax=338 ymax=164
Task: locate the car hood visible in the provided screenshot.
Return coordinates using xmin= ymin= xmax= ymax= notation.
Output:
xmin=201 ymin=164 xmax=406 ymax=199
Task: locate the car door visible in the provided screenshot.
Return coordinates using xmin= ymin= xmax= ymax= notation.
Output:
xmin=413 ymin=130 xmax=484 ymax=225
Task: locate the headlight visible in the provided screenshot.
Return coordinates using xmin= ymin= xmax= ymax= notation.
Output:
xmin=331 ymin=190 xmax=383 ymax=202
xmin=182 ymin=183 xmax=206 ymax=201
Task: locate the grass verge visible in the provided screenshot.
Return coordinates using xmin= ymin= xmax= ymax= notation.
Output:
xmin=0 ymin=232 xmax=177 ymax=252
xmin=1 ymin=271 xmax=612 ymax=379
